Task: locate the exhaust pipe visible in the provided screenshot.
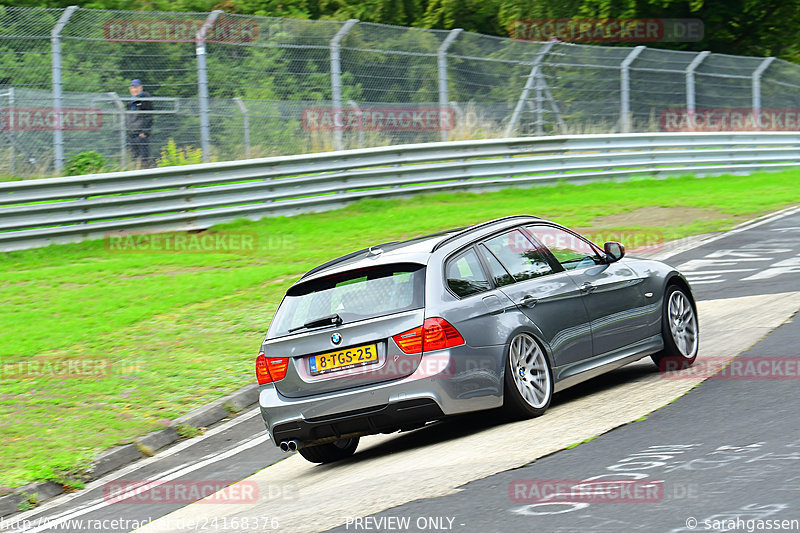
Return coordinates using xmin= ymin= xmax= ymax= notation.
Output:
xmin=279 ymin=439 xmax=302 ymax=452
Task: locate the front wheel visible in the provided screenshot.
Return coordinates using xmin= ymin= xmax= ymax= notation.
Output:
xmin=297 ymin=437 xmax=359 ymax=464
xmin=652 ymin=284 xmax=699 ymax=371
xmin=503 ymin=332 xmax=553 ymax=419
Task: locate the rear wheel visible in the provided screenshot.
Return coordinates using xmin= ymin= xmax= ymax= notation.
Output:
xmin=297 ymin=437 xmax=359 ymax=464
xmin=503 ymin=332 xmax=553 ymax=419
xmin=652 ymin=284 xmax=699 ymax=371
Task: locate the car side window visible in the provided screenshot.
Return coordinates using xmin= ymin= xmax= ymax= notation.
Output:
xmin=446 ymin=248 xmax=491 ymax=298
xmin=527 ymin=225 xmax=602 ymax=271
xmin=483 ymin=229 xmax=553 ymax=281
xmin=477 ymin=244 xmax=515 ymax=287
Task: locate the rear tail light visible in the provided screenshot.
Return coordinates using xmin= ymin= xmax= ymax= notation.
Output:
xmin=256 ymin=352 xmax=289 ymax=384
xmin=393 ymin=326 xmax=423 ymax=354
xmin=393 ymin=318 xmax=465 ymax=354
xmin=423 ymin=317 xmax=465 ymax=351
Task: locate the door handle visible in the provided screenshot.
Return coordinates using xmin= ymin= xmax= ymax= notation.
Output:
xmin=580 ymin=282 xmax=596 ymax=294
xmin=520 ymin=295 xmax=538 ymax=308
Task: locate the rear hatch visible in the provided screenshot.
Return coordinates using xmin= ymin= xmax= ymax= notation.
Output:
xmin=264 ymin=263 xmax=426 ymax=398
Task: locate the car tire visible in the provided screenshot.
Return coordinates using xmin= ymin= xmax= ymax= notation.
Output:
xmin=503 ymin=332 xmax=553 ymax=419
xmin=297 ymin=437 xmax=359 ymax=464
xmin=652 ymin=284 xmax=699 ymax=371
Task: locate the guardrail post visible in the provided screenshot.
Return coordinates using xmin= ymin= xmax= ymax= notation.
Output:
xmin=752 ymin=57 xmax=775 ymax=131
xmin=438 ymin=28 xmax=462 ymax=141
xmin=330 ymin=19 xmax=359 ymax=151
xmin=106 ymin=92 xmax=126 ymax=168
xmin=685 ymin=51 xmax=710 ymax=129
xmin=233 ymin=97 xmax=250 ymax=159
xmin=51 ymin=5 xmax=78 ymax=174
xmin=619 ymin=45 xmax=645 ymax=133
xmin=196 ymin=10 xmax=223 ymax=163
xmin=506 ymin=42 xmax=555 ymax=137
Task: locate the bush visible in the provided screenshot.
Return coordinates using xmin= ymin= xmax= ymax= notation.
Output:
xmin=65 ymin=151 xmax=107 ymax=176
xmin=156 ymin=139 xmax=206 ymax=167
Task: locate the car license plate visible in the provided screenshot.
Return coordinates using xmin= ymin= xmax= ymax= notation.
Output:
xmin=309 ymin=344 xmax=378 ymax=375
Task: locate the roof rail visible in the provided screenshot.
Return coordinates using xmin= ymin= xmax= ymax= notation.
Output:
xmin=299 ymin=241 xmax=398 ymax=280
xmin=431 ymin=215 xmax=540 ymax=251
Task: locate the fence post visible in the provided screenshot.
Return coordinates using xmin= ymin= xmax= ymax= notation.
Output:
xmin=50 ymin=5 xmax=78 ymax=174
xmin=619 ymin=45 xmax=645 ymax=133
xmin=233 ymin=97 xmax=250 ymax=159
xmin=438 ymin=28 xmax=462 ymax=141
xmin=8 ymin=87 xmax=14 ymax=175
xmin=506 ymin=42 xmax=555 ymax=137
xmin=330 ymin=19 xmax=358 ymax=151
xmin=196 ymin=10 xmax=223 ymax=163
xmin=752 ymin=57 xmax=775 ymax=130
xmin=106 ymin=92 xmax=126 ymax=169
xmin=685 ymin=51 xmax=710 ymax=129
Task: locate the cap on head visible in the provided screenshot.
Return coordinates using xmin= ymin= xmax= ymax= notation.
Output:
xmin=130 ymin=79 xmax=142 ymax=87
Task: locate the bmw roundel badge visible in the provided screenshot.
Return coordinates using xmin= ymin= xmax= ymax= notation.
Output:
xmin=331 ymin=332 xmax=343 ymax=345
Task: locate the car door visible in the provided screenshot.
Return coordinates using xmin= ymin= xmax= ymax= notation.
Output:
xmin=525 ymin=224 xmax=649 ymax=357
xmin=478 ymin=228 xmax=593 ymax=368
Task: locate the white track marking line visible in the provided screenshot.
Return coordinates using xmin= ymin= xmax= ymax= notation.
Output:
xmin=7 ymin=408 xmax=261 ymax=526
xmin=682 ymin=269 xmax=757 ymax=275
xmin=657 ymin=204 xmax=800 ymax=261
xmin=13 ymin=433 xmax=271 ymax=533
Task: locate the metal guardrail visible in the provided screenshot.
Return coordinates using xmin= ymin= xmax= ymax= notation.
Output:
xmin=1 ymin=132 xmax=799 ymax=251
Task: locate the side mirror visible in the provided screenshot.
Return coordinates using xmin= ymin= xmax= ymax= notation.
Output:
xmin=604 ymin=241 xmax=625 ymax=262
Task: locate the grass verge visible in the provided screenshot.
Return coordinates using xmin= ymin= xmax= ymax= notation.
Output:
xmin=1 ymin=169 xmax=798 ymax=488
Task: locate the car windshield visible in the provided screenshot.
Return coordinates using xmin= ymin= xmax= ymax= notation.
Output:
xmin=268 ymin=263 xmax=425 ymax=338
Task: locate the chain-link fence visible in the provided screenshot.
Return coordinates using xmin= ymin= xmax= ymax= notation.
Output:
xmin=2 ymin=6 xmax=800 ymax=176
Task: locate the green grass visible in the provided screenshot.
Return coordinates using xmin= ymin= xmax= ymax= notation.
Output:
xmin=1 ymin=169 xmax=798 ymax=489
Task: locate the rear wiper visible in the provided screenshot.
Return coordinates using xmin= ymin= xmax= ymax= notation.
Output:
xmin=288 ymin=313 xmax=343 ymax=333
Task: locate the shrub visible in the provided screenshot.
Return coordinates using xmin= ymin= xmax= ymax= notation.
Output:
xmin=65 ymin=151 xmax=107 ymax=176
xmin=156 ymin=139 xmax=206 ymax=167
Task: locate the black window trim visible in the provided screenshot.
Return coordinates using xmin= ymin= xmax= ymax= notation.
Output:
xmin=477 ymin=242 xmax=520 ymax=286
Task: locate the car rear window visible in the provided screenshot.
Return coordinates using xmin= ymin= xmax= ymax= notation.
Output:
xmin=446 ymin=248 xmax=490 ymax=297
xmin=269 ymin=263 xmax=425 ymax=338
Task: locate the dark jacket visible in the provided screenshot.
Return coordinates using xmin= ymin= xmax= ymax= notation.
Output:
xmin=126 ymin=91 xmax=154 ymax=136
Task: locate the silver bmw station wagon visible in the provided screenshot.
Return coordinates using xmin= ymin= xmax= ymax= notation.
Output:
xmin=256 ymin=215 xmax=698 ymax=463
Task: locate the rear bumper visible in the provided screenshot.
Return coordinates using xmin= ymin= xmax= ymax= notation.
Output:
xmin=259 ymin=345 xmax=504 ymax=446
xmin=271 ymin=398 xmax=444 ymax=445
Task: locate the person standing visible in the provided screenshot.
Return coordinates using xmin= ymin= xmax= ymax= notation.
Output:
xmin=126 ymin=79 xmax=154 ymax=167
